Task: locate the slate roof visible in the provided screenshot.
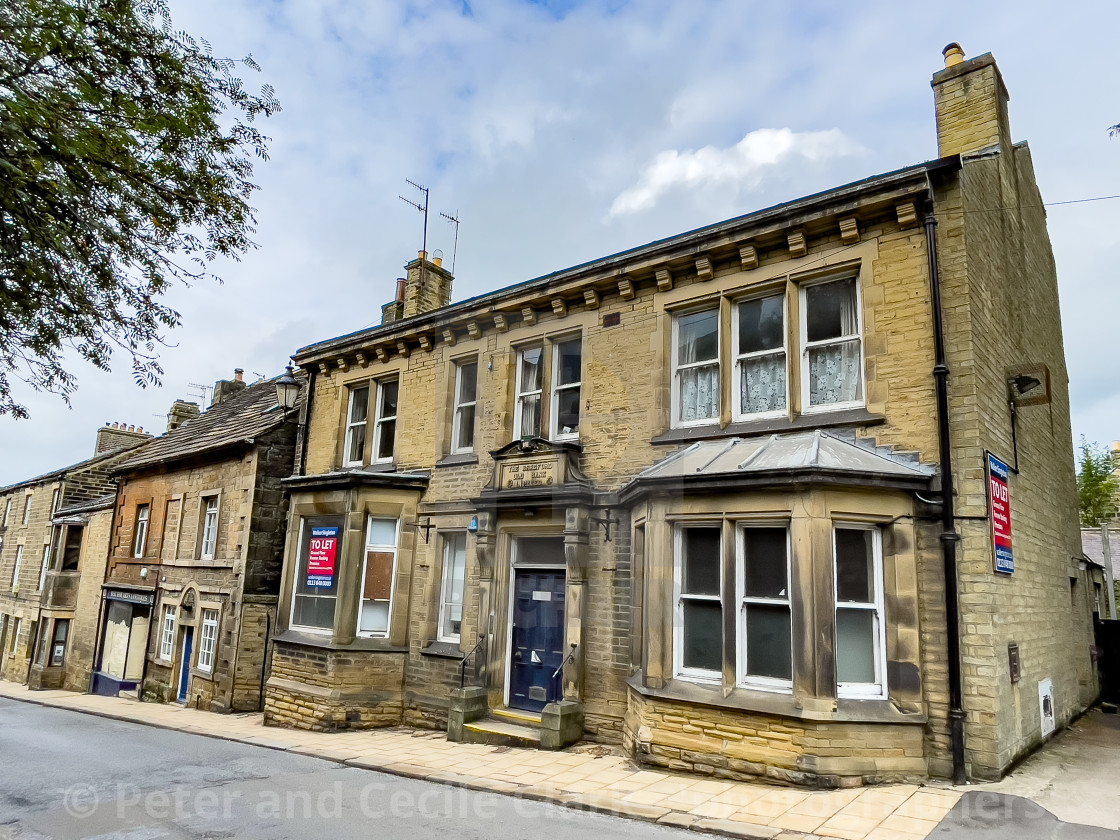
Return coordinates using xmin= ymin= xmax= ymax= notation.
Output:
xmin=0 ymin=444 xmax=145 ymax=494
xmin=1081 ymin=528 xmax=1120 ymax=576
xmin=54 ymin=492 xmax=116 ymax=519
xmin=113 ymin=376 xmax=296 ymax=473
xmin=622 ymin=429 xmax=933 ymax=499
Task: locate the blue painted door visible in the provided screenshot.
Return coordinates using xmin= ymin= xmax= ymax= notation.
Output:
xmin=178 ymin=627 xmax=193 ymax=702
xmin=509 ymin=570 xmax=566 ymax=713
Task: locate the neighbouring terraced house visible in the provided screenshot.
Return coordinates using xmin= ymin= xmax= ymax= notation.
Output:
xmin=91 ymin=372 xmax=300 ymax=712
xmin=0 ymin=423 xmax=152 ymax=690
xmin=261 ymin=45 xmax=1098 ymax=786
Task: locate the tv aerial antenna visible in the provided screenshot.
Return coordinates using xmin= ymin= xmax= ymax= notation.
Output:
xmin=440 ymin=210 xmax=460 ymax=275
xmin=188 ymin=382 xmax=213 ymax=406
xmin=399 ymin=179 xmax=430 ymax=257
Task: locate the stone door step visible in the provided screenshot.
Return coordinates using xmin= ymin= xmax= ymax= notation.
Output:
xmin=462 ymin=717 xmax=541 ymax=748
xmin=490 ymin=707 xmax=542 ymax=726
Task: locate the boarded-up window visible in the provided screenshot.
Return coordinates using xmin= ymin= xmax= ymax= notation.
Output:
xmin=359 ymin=518 xmax=398 ymax=636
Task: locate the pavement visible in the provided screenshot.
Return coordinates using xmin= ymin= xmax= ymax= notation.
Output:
xmin=0 ymin=680 xmax=1117 ymax=840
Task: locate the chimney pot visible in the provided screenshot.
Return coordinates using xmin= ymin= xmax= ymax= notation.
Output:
xmin=234 ymin=368 xmax=244 ymax=383
xmin=943 ymin=42 xmax=965 ymax=67
xmin=418 ymin=250 xmax=426 ymax=262
xmin=128 ymin=425 xmax=135 ymax=432
xmin=396 ymin=278 xmax=407 ymax=302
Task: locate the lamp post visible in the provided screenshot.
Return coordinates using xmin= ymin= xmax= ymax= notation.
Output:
xmin=275 ymin=365 xmax=300 ymax=412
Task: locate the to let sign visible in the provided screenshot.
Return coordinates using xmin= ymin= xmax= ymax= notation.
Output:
xmin=307 ymin=526 xmax=339 ymax=588
xmin=988 ymin=453 xmax=1014 ymax=574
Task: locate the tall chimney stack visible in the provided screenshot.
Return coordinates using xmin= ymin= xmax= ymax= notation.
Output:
xmin=931 ymin=43 xmax=1012 ymax=159
xmin=211 ymin=368 xmax=248 ymax=407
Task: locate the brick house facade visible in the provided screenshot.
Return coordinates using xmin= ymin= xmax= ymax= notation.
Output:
xmin=92 ymin=374 xmax=298 ymax=712
xmin=263 ymin=46 xmax=1097 ymax=785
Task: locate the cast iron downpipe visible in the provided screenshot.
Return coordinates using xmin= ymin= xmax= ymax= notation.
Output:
xmin=923 ymin=202 xmax=967 ymax=785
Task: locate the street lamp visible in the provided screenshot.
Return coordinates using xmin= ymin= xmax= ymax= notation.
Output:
xmin=275 ymin=365 xmax=300 ymax=412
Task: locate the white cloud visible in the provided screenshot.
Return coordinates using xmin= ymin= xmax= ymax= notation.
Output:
xmin=608 ymin=128 xmax=860 ymax=218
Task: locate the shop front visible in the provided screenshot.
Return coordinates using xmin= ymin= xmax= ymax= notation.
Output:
xmin=92 ymin=586 xmax=155 ymax=696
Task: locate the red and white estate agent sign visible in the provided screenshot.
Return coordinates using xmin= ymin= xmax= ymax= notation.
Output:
xmin=306 ymin=525 xmax=339 ymax=588
xmin=988 ymin=453 xmax=1014 ymax=574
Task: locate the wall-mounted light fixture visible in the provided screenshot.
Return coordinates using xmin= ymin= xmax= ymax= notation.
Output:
xmin=275 ymin=364 xmax=301 ymax=412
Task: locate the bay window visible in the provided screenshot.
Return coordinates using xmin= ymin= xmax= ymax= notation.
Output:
xmin=373 ymin=378 xmax=399 ymax=463
xmin=834 ymin=525 xmax=886 ymax=698
xmin=50 ymin=619 xmax=69 ymax=666
xmin=673 ymin=310 xmax=720 ymax=426
xmin=438 ymin=532 xmax=467 ymax=642
xmin=802 ymin=277 xmax=863 ymax=410
xmin=514 ymin=345 xmax=544 ymax=439
xmin=358 ymin=517 xmax=399 ymax=637
xmin=739 ymin=526 xmax=792 ymax=689
xmin=451 ymin=360 xmax=478 ymax=453
xmin=550 ymin=338 xmax=582 ymax=440
xmin=343 ymin=385 xmax=370 ymax=466
xmin=674 ymin=526 xmax=722 ymax=679
xmin=735 ymin=294 xmax=787 ymax=418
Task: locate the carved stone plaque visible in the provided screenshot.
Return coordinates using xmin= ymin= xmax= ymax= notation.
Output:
xmin=500 ymin=458 xmax=559 ymax=490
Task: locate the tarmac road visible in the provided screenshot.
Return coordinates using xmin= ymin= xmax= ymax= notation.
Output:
xmin=0 ymin=699 xmax=684 ymax=840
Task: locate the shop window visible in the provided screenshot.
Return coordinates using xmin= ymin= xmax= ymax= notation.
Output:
xmin=343 ymin=384 xmax=370 ymax=466
xmin=197 ymin=609 xmax=218 ymax=672
xmin=673 ymin=310 xmax=720 ymax=426
xmin=61 ymin=525 xmax=83 ymax=571
xmin=834 ymin=526 xmax=886 ymax=698
xmin=550 ymin=339 xmax=582 ymax=440
xmin=438 ymin=533 xmax=467 ymax=642
xmin=132 ymin=504 xmax=150 ymax=558
xmin=358 ymin=517 xmax=398 ymax=637
xmin=674 ymin=526 xmax=722 ymax=680
xmin=451 ymin=360 xmax=478 ymax=453
xmin=159 ymin=605 xmax=176 ymax=661
xmin=739 ymin=526 xmax=792 ymax=689
xmin=735 ymin=294 xmax=787 ymax=419
xmin=373 ymin=378 xmax=399 ymax=463
xmin=802 ymin=277 xmax=863 ymax=410
xmin=291 ymin=518 xmax=341 ymax=633
xmin=50 ymin=619 xmax=69 ymax=667
xmin=514 ymin=345 xmax=544 ymax=439
xmin=11 ymin=545 xmax=23 ymax=590
xmin=199 ymin=495 xmax=219 ymax=560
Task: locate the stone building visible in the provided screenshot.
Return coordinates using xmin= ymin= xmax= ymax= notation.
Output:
xmin=0 ymin=423 xmax=152 ymax=688
xmin=263 ymin=45 xmax=1097 ymax=785
xmin=92 ymin=372 xmax=299 ymax=711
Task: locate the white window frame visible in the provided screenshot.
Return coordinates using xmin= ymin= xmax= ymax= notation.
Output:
xmin=11 ymin=545 xmax=23 ymax=590
xmin=22 ymin=493 xmax=32 ymax=526
xmin=356 ymin=517 xmax=399 ymax=638
xmin=197 ymin=609 xmax=219 ymax=673
xmin=671 ymin=308 xmax=721 ymax=429
xmin=799 ymin=275 xmax=865 ymax=414
xmin=450 ymin=360 xmax=478 ymax=454
xmin=199 ymin=495 xmax=219 ymax=560
xmin=371 ymin=378 xmax=398 ymax=464
xmin=2 ymin=498 xmax=10 ymax=527
xmin=37 ymin=542 xmax=50 ymax=591
xmin=732 ymin=293 xmax=789 ymax=421
xmin=50 ymin=488 xmax=60 ymax=514
xmin=437 ymin=532 xmax=468 ymax=643
xmin=736 ymin=524 xmax=793 ymax=692
xmin=288 ymin=518 xmax=336 ymax=636
xmin=133 ymin=504 xmax=150 ymax=558
xmin=343 ymin=384 xmax=370 ymax=467
xmin=159 ymin=605 xmax=177 ymax=661
xmin=833 ymin=524 xmax=887 ymax=699
xmin=550 ymin=337 xmax=582 ymax=441
xmin=49 ymin=619 xmax=69 ymax=667
xmin=513 ymin=344 xmax=544 ymax=440
xmin=672 ymin=524 xmax=723 ymax=684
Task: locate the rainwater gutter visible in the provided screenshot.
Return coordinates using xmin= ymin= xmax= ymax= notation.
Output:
xmin=923 ymin=166 xmax=967 ymax=785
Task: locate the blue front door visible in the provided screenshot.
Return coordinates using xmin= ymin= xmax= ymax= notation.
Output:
xmin=178 ymin=627 xmax=193 ymax=702
xmin=509 ymin=569 xmax=566 ymax=713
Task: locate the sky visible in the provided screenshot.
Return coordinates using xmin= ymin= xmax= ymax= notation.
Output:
xmin=2 ymin=0 xmax=1118 ymax=485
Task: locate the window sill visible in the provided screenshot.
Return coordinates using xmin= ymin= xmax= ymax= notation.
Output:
xmin=421 ymin=640 xmax=464 ymax=659
xmin=653 ymin=408 xmax=885 ymax=445
xmin=627 ymin=672 xmax=924 ymax=724
xmin=272 ymin=628 xmax=408 ymax=653
xmin=436 ymin=453 xmax=479 ymax=469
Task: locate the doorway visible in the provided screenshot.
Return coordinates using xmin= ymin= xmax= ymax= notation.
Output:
xmin=177 ymin=626 xmax=194 ymax=703
xmin=507 ymin=536 xmax=566 ymax=713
